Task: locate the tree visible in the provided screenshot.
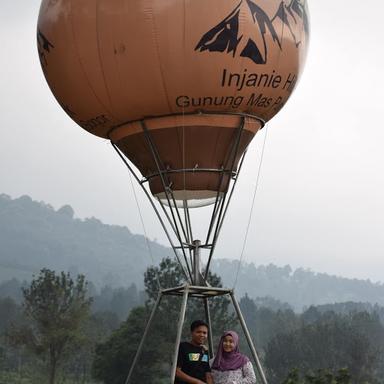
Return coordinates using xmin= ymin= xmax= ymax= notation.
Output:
xmin=63 ymin=311 xmax=120 ymax=383
xmin=239 ymin=294 xmax=299 ymax=349
xmin=93 ymin=306 xmax=164 ymax=384
xmin=145 ymin=257 xmax=236 ymax=339
xmin=11 ymin=268 xmax=92 ymax=384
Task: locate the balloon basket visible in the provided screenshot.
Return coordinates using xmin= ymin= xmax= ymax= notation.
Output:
xmin=110 ymin=112 xmax=265 ymax=286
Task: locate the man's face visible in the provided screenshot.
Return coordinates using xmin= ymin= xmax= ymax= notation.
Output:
xmin=191 ymin=325 xmax=208 ymax=346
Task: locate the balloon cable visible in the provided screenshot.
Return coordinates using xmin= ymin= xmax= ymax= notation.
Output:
xmin=233 ymin=126 xmax=269 ymax=290
xmin=125 ymin=161 xmax=163 ymax=292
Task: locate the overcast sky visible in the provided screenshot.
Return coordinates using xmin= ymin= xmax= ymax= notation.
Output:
xmin=1 ymin=1 xmax=384 ymax=283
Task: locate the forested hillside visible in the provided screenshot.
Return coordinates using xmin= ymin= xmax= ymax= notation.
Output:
xmin=2 ymin=263 xmax=384 ymax=384
xmin=1 ymin=193 xmax=384 ymax=311
xmin=0 ymin=194 xmax=169 ymax=287
xmin=213 ymin=259 xmax=384 ymax=311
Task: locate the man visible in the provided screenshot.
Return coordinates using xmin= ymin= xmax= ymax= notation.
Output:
xmin=175 ymin=320 xmax=213 ymax=384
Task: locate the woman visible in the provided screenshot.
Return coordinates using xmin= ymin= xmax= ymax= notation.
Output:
xmin=211 ymin=331 xmax=256 ymax=384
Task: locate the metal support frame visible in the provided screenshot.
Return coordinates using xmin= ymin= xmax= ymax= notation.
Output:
xmin=192 ymin=239 xmax=202 ymax=286
xmin=124 ymin=292 xmax=162 ymax=384
xmin=110 ymin=111 xmax=268 ymax=383
xmin=170 ymin=287 xmax=189 ymax=382
xmin=124 ymin=286 xmax=268 ymax=384
xmin=204 ymin=297 xmax=214 ymax=358
xmin=230 ymin=292 xmax=268 ymax=384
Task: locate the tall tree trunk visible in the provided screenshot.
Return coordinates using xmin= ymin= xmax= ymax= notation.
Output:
xmin=49 ymin=350 xmax=57 ymax=384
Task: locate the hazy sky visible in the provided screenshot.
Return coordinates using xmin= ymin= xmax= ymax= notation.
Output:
xmin=1 ymin=1 xmax=384 ymax=283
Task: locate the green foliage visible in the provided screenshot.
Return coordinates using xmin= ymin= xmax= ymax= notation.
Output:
xmin=10 ymin=269 xmax=92 ymax=384
xmin=283 ymin=368 xmax=351 ymax=383
xmin=1 ymin=266 xmax=384 ymax=383
xmin=240 ymin=293 xmax=300 ymax=349
xmin=93 ymin=306 xmax=164 ymax=384
xmin=61 ymin=311 xmax=120 ymax=382
xmin=92 ymin=284 xmax=140 ymax=321
xmin=264 ymin=310 xmax=384 ymax=384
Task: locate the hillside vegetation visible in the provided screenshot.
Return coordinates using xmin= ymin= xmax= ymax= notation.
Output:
xmin=0 ymin=194 xmax=168 ymax=287
xmin=1 ymin=193 xmax=384 ymax=311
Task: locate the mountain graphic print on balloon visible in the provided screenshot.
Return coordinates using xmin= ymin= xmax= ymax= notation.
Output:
xmin=195 ymin=0 xmax=309 ymax=65
xmin=37 ymin=29 xmax=54 ymax=69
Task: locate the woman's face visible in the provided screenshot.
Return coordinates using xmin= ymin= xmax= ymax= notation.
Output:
xmin=222 ymin=335 xmax=235 ymax=353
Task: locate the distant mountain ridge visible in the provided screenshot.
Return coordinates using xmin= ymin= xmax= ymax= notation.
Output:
xmin=212 ymin=259 xmax=384 ymax=311
xmin=1 ymin=193 xmax=384 ymax=311
xmin=0 ymin=193 xmax=168 ymax=287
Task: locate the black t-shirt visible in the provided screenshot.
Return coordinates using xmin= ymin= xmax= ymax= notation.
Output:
xmin=175 ymin=342 xmax=211 ymax=384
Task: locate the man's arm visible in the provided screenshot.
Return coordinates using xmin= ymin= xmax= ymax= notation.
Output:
xmin=175 ymin=367 xmax=206 ymax=384
xmin=205 ymin=372 xmax=213 ymax=384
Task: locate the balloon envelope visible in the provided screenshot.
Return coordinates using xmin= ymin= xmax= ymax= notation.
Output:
xmin=38 ymin=0 xmax=309 ymax=206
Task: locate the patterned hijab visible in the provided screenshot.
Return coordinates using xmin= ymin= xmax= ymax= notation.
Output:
xmin=212 ymin=330 xmax=249 ymax=371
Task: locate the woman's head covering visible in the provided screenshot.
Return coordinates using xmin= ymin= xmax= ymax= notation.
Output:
xmin=212 ymin=330 xmax=249 ymax=371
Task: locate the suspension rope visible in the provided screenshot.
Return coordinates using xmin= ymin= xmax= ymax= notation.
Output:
xmin=233 ymin=126 xmax=269 ymax=289
xmin=121 ymin=147 xmax=163 ymax=292
xmin=111 ymin=142 xmax=191 ymax=282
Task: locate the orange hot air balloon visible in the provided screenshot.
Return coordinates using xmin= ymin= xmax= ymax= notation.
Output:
xmin=37 ymin=0 xmax=309 ymax=208
xmin=38 ymin=3 xmax=309 ymax=382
